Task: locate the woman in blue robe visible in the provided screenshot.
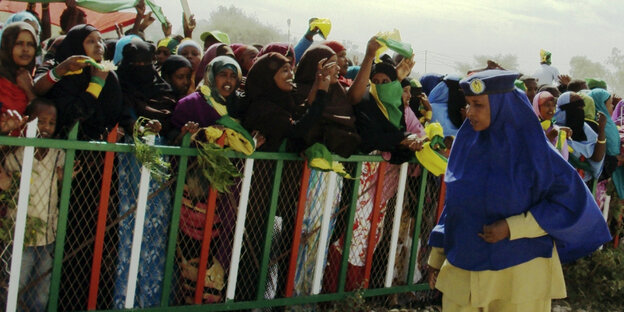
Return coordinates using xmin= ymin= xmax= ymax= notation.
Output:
xmin=428 ymin=70 xmax=610 ymax=311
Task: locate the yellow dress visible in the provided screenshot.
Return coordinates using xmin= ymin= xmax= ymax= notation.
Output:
xmin=428 ymin=212 xmax=566 ymax=312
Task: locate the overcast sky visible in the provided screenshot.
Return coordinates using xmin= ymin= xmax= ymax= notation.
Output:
xmin=156 ymin=0 xmax=622 ymax=77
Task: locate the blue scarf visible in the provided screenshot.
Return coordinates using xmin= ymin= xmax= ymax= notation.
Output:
xmin=429 ymin=89 xmax=610 ymax=270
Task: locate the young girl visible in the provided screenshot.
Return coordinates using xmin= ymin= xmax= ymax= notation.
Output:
xmin=1 ymin=98 xmax=63 ymax=312
xmin=160 ymin=55 xmax=193 ymax=100
xmin=0 ymin=22 xmax=38 ymax=117
xmin=532 ymin=90 xmax=569 ymax=159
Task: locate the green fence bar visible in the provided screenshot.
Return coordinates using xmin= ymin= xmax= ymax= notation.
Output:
xmin=255 ymin=159 xmax=285 ymax=300
xmin=407 ymin=168 xmax=429 ymax=285
xmin=47 ymin=123 xmax=79 ymax=312
xmin=160 ymin=133 xmax=191 ymax=307
xmin=337 ymin=161 xmax=363 ymax=294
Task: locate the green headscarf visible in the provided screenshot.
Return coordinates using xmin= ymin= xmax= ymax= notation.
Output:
xmin=578 ymin=91 xmax=596 ymax=121
xmin=204 ymin=55 xmax=242 ymax=102
xmin=370 ymin=80 xmax=403 ymax=129
xmin=586 ymin=78 xmax=607 ymax=90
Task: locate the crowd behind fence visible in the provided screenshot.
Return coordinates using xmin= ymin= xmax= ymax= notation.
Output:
xmin=0 ymin=121 xmax=443 ymax=311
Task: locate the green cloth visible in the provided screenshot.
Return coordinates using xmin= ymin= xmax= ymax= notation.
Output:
xmin=216 ymin=115 xmax=255 ymax=149
xmin=376 ymin=37 xmax=413 ymax=58
xmin=15 ymin=0 xmax=167 ymax=24
xmin=578 ymin=91 xmax=596 ymax=121
xmin=373 ymin=80 xmax=404 ymax=129
xmin=514 ymin=79 xmax=526 ymax=91
xmin=586 ymin=78 xmax=607 ymax=90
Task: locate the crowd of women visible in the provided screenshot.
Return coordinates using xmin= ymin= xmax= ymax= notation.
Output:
xmin=0 ymin=3 xmax=620 ymax=311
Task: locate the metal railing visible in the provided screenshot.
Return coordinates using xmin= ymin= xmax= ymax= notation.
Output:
xmin=0 ymin=121 xmax=442 ymax=311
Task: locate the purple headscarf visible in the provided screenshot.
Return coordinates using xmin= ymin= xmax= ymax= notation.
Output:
xmin=612 ymin=99 xmax=624 ymax=126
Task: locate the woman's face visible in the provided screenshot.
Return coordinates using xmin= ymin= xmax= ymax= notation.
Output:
xmin=155 ymin=46 xmax=171 ymax=65
xmin=12 ymin=30 xmax=36 ymax=67
xmin=273 ymin=63 xmax=294 ymax=92
xmin=402 ymin=85 xmax=411 ymax=106
xmin=214 ymin=68 xmax=238 ymax=98
xmin=539 ymin=98 xmax=556 ymax=121
xmin=180 ymin=46 xmax=201 ymax=71
xmin=83 ymin=31 xmax=104 ymax=62
xmin=168 ymin=67 xmax=192 ymax=96
xmin=336 ymin=50 xmax=348 ymax=76
xmin=465 ymin=94 xmax=491 ymax=131
xmin=371 ymin=73 xmax=391 ymax=85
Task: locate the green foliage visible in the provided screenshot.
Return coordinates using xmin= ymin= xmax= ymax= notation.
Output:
xmin=194 ymin=141 xmax=241 ymax=193
xmin=331 ymin=287 xmax=368 ymax=312
xmin=562 ymin=246 xmax=624 ymax=311
xmin=0 ymin=171 xmax=47 ymax=246
xmin=569 ymin=48 xmax=624 ymax=96
xmin=132 ymin=117 xmax=171 ymax=183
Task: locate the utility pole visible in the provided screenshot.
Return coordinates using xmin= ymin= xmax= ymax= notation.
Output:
xmin=424 ymin=50 xmax=428 ymax=73
xmin=287 ymin=18 xmax=291 ymax=43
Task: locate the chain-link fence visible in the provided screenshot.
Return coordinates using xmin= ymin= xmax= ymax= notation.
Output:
xmin=0 ymin=127 xmax=444 ymax=312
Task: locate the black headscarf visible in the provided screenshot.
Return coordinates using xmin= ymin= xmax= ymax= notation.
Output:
xmin=116 ymin=38 xmax=172 ymax=99
xmin=0 ymin=22 xmax=38 ymax=82
xmin=116 ymin=38 xmax=176 ymax=136
xmin=370 ymin=61 xmax=397 ymax=81
xmin=561 ymin=95 xmax=588 ymax=142
xmin=161 ymin=55 xmax=192 ymax=80
xmin=444 ymin=77 xmax=466 ymax=129
xmin=45 ymin=24 xmax=124 ymax=140
xmin=243 ymin=52 xmax=296 ymax=151
xmin=294 ymin=45 xmax=360 ymax=157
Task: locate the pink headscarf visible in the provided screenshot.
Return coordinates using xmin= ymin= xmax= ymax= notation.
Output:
xmin=532 ymin=91 xmax=554 ymax=119
xmin=611 ymin=100 xmax=624 ymax=126
xmin=195 ymin=43 xmax=228 ymax=84
xmin=256 ymin=43 xmax=295 ymax=67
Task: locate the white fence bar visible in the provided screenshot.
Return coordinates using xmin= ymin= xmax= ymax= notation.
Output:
xmin=226 ymin=158 xmax=255 ymax=300
xmin=311 ymin=171 xmax=338 ymax=295
xmin=384 ymin=163 xmax=409 ymax=287
xmin=6 ymin=119 xmax=38 ymax=312
xmin=124 ymin=135 xmax=154 ymax=309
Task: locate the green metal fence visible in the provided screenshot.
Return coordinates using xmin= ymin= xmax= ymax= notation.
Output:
xmin=0 ymin=122 xmax=442 ymax=311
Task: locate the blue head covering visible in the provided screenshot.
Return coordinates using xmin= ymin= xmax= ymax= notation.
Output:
xmin=113 ymin=34 xmax=141 ymax=65
xmin=419 ymin=73 xmax=444 ymax=96
xmin=589 ymin=88 xmax=619 ymax=156
xmin=554 ymin=92 xmax=603 ymax=180
xmin=429 ymin=75 xmax=464 ymax=137
xmin=429 ymin=70 xmax=610 ymax=270
xmin=345 ymin=65 xmax=360 ymax=80
xmin=0 ymin=11 xmax=40 ymax=39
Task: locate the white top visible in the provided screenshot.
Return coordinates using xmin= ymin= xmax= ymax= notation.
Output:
xmin=533 ymin=63 xmax=560 ymax=86
xmin=5 ymin=147 xmax=64 ymax=246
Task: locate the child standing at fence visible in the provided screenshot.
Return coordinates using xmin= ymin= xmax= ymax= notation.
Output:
xmin=1 ymin=98 xmax=64 ymax=312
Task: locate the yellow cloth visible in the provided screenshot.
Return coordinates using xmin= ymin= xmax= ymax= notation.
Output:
xmin=374 ymin=28 xmax=402 ymax=62
xmin=428 ymin=212 xmax=566 ymax=308
xmin=195 ymin=126 xmax=254 ymax=156
xmin=442 ymin=296 xmax=551 ymax=312
xmin=86 ymin=82 xmax=103 ymax=98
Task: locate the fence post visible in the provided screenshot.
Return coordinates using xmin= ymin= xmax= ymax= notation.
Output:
xmin=407 ymin=168 xmax=428 ymax=285
xmin=284 ymin=161 xmax=311 ymax=297
xmin=5 ymin=119 xmax=37 ymax=312
xmin=225 ymin=157 xmax=255 ymax=301
xmin=363 ymin=161 xmax=388 ymax=288
xmin=255 ymin=159 xmax=284 ymax=300
xmin=87 ymin=125 xmax=118 ymax=310
xmin=124 ymin=134 xmax=155 ymax=309
xmin=160 ymin=133 xmax=192 ymax=306
xmin=311 ymin=171 xmax=338 ymax=295
xmin=47 ymin=123 xmax=79 ymax=312
xmin=337 ymin=161 xmax=362 ymax=293
xmin=384 ymin=163 xmax=409 ymax=287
